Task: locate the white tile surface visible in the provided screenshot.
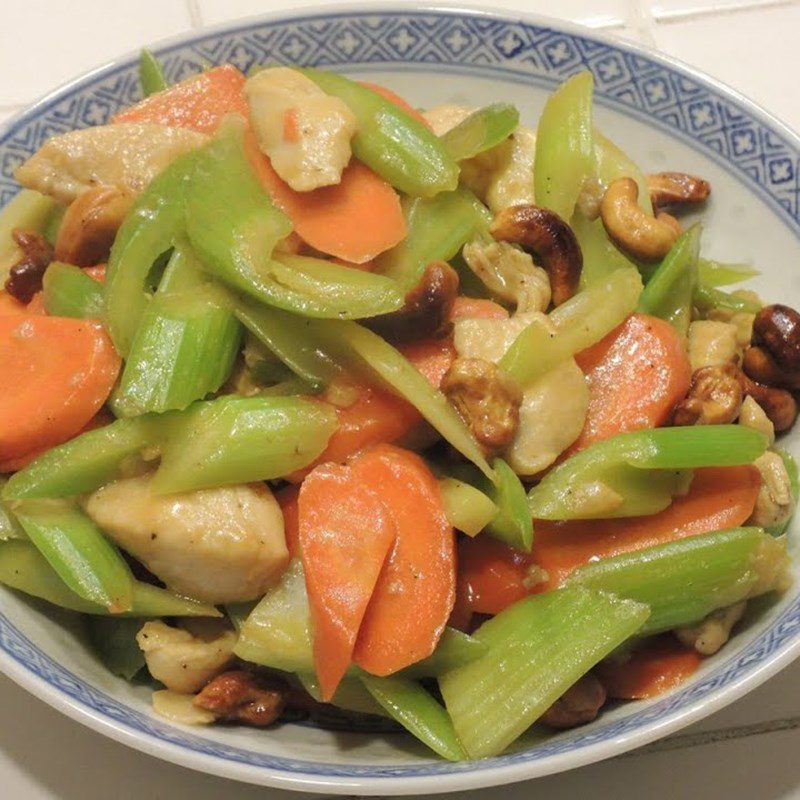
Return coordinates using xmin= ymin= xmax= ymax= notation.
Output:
xmin=654 ymin=3 xmax=800 ymax=133
xmin=0 ymin=1 xmax=193 ymax=106
xmin=197 ymin=0 xmax=631 ymax=29
xmin=1 ymin=0 xmax=800 ymax=797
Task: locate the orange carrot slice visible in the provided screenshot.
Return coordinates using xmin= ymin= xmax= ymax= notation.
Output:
xmin=0 ymin=316 xmax=120 ymax=461
xmin=113 ymin=65 xmax=249 ymax=133
xmin=350 ymin=444 xmax=456 ymax=675
xmin=299 ymin=462 xmax=396 ymax=699
xmin=595 ymin=635 xmax=702 ymax=699
xmin=568 ymin=313 xmax=692 ymax=454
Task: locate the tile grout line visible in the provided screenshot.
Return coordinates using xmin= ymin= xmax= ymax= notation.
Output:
xmin=624 ymin=715 xmax=800 ymax=758
xmin=654 ymin=0 xmax=798 ymax=24
xmin=185 ymin=0 xmax=204 ymax=29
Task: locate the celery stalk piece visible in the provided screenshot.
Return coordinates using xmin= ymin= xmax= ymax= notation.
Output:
xmin=450 ymin=460 xmax=533 ymax=551
xmin=106 ymin=149 xmax=201 ymax=356
xmin=528 ymin=426 xmax=768 ymax=520
xmin=567 ymin=527 xmax=788 ymax=634
xmin=694 ymin=284 xmax=761 ymax=314
xmin=298 ymin=673 xmax=388 ymax=716
xmin=638 ymin=225 xmax=702 ymax=335
xmin=42 ymin=261 xmax=104 ymax=319
xmin=0 ymin=190 xmax=57 ymax=279
xmin=316 ymin=320 xmax=494 ymax=479
xmin=0 ymin=540 xmax=221 ymax=616
xmin=400 ymin=628 xmax=488 ymax=678
xmin=139 ymin=48 xmax=168 ymax=97
xmin=440 ymin=103 xmax=520 ymax=162
xmin=501 ymin=268 xmax=643 ymax=388
xmin=361 ymin=674 xmax=467 ymax=761
xmin=42 ymin=204 xmax=66 ymax=247
xmin=439 ymin=477 xmax=498 ymax=537
xmin=235 ymin=296 xmax=342 ymax=387
xmin=534 ymin=71 xmax=594 ymax=221
xmin=300 ymin=68 xmax=459 ymax=197
xmin=87 ymin=616 xmax=146 ymax=680
xmin=439 ymin=587 xmax=649 ymax=758
xmin=698 ymin=258 xmax=759 ymax=287
xmin=593 ymin=129 xmax=653 ymax=215
xmin=111 ymin=242 xmax=243 ymax=417
xmin=153 ymin=395 xmax=338 ymax=493
xmin=0 ymin=480 xmax=26 ymax=541
xmin=185 ymin=122 xmax=403 ymax=319
xmin=571 ymin=211 xmax=638 ymax=289
xmin=13 ymin=501 xmax=134 ymax=612
xmin=768 ymin=448 xmax=798 ymax=537
xmin=234 ymin=558 xmax=313 ymax=673
xmin=376 ymin=189 xmax=491 ymax=289
xmin=3 ymin=417 xmax=159 ymax=501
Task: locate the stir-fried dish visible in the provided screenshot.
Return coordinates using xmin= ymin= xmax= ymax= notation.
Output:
xmin=0 ymin=52 xmax=796 ymax=760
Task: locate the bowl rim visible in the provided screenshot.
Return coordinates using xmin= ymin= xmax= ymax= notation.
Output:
xmin=1 ymin=2 xmax=800 ymax=793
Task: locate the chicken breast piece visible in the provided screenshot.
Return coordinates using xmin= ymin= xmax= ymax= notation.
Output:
xmin=85 ymin=474 xmax=289 ymax=604
xmin=245 ymin=67 xmax=357 ymax=191
xmin=15 ymin=123 xmax=208 ymax=204
xmin=137 ymin=619 xmax=235 ymax=694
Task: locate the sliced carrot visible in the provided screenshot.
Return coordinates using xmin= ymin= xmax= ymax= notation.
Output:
xmin=595 ymin=635 xmax=702 ymax=699
xmin=359 ymin=81 xmax=432 ymax=128
xmin=533 ymin=465 xmax=761 ymax=590
xmin=299 ymin=462 xmax=396 ymax=699
xmin=0 ymin=316 xmax=120 ymax=461
xmin=351 ymin=444 xmax=456 ymax=675
xmin=456 ymin=465 xmax=760 ymax=616
xmin=0 ymin=407 xmax=113 ymax=473
xmin=457 ymin=535 xmax=535 ymax=616
xmin=275 ymin=485 xmax=300 ymax=558
xmin=113 ymin=65 xmax=249 ymax=133
xmin=568 ymin=313 xmax=691 ymax=454
xmin=246 ymin=133 xmax=406 ymax=264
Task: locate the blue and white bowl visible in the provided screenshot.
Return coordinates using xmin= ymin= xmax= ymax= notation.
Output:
xmin=1 ymin=4 xmax=799 ymax=793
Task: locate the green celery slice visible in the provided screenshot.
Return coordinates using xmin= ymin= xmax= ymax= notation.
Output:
xmin=565 ymin=527 xmax=788 ymax=634
xmin=438 ymin=477 xmax=498 ymax=537
xmin=13 ymin=501 xmax=133 ymax=611
xmin=441 ymin=103 xmax=519 ymax=162
xmin=439 ymin=587 xmax=649 ymax=758
xmin=86 ymin=616 xmax=146 ymax=680
xmin=42 ymin=262 xmax=104 ymax=319
xmin=698 ymin=258 xmax=759 ymax=287
xmin=693 ymin=284 xmax=761 ymax=314
xmin=361 ymin=674 xmax=467 ymax=761
xmin=139 ymin=49 xmax=168 ymax=97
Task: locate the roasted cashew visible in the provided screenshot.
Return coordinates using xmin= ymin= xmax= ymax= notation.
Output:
xmin=365 ymin=260 xmax=459 ymax=343
xmin=646 ymin=171 xmax=711 ymax=210
xmin=194 ymin=670 xmax=287 ymax=726
xmin=540 ymin=674 xmax=606 ymax=729
xmin=489 ymin=204 xmax=582 ymax=305
xmin=672 ymin=363 xmax=743 ymax=426
xmin=600 ymin=177 xmax=681 ymax=262
xmin=55 ymin=186 xmax=133 ymax=266
xmin=441 ymin=357 xmax=522 ymax=454
xmin=4 ymin=229 xmax=52 ymax=303
xmin=752 ymin=304 xmax=800 ymax=373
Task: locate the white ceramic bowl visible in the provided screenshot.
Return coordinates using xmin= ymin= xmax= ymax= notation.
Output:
xmin=1 ymin=4 xmax=799 ymax=794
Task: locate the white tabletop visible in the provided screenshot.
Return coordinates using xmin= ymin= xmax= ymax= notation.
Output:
xmin=2 ymin=0 xmax=800 ymax=796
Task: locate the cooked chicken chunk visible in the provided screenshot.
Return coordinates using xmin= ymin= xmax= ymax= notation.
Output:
xmin=85 ymin=474 xmax=289 ymax=604
xmin=423 ymin=103 xmax=536 ymax=213
xmin=246 ymin=67 xmax=357 ymax=191
xmin=505 ymin=358 xmax=589 ymax=476
xmin=15 ymin=123 xmax=208 ymax=204
xmin=687 ymin=320 xmax=740 ymax=372
xmin=137 ymin=619 xmax=236 ymax=694
xmin=453 ymin=310 xmax=549 ymax=365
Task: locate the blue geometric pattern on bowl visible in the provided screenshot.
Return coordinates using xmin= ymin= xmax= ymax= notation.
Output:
xmin=1 ymin=8 xmax=799 ymax=780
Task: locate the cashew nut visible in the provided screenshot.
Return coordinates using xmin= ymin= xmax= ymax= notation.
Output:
xmin=55 ymin=186 xmax=133 ymax=267
xmin=490 ymin=204 xmax=582 ymax=305
xmin=540 ymin=673 xmax=607 ymax=729
xmin=646 ymin=171 xmax=711 ymax=210
xmin=600 ymin=177 xmax=681 ymax=262
xmin=194 ymin=669 xmax=287 ymax=727
xmin=462 ymin=240 xmax=551 ymax=314
xmin=441 ymin=357 xmax=522 ymax=454
xmin=365 ymin=260 xmax=459 ymax=343
xmin=672 ymin=363 xmax=743 ymax=426
xmin=4 ymin=229 xmax=52 ymax=303
xmin=746 ymin=304 xmax=800 ymax=385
